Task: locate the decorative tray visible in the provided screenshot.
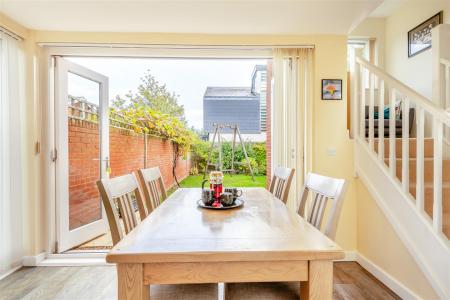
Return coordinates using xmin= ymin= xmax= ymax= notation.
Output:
xmin=197 ymin=198 xmax=244 ymax=210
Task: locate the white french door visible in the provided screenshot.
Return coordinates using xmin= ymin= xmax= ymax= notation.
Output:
xmin=55 ymin=57 xmax=109 ymax=252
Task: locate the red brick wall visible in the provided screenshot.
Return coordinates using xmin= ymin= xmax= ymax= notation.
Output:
xmin=266 ymin=60 xmax=273 ymax=188
xmin=68 ymin=118 xmax=191 ymax=229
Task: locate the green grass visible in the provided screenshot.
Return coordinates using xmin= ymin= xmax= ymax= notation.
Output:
xmin=179 ymin=174 xmax=267 ymax=188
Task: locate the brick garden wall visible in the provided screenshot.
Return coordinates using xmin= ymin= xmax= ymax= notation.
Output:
xmin=68 ymin=118 xmax=191 ymax=229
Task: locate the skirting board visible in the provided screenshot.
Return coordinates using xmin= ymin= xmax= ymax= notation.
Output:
xmin=0 ymin=266 xmax=22 ymax=281
xmin=22 ymin=252 xmax=46 ymax=266
xmin=38 ymin=257 xmax=109 ymax=267
xmin=356 ymin=253 xmax=419 ymax=300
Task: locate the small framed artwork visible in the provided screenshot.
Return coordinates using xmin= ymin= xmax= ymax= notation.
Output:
xmin=322 ymin=79 xmax=342 ymax=100
xmin=408 ymin=11 xmax=443 ymax=58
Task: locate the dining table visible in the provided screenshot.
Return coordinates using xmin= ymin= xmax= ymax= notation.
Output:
xmin=106 ymin=187 xmax=344 ymax=300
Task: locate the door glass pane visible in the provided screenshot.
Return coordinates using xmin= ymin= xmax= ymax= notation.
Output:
xmin=67 ymin=72 xmax=102 ymax=230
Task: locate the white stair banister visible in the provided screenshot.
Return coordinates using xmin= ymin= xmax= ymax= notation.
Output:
xmin=353 ymin=56 xmax=450 ymax=299
xmin=358 ymin=57 xmax=450 ymax=125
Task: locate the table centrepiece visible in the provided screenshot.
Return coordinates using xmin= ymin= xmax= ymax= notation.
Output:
xmin=199 ymin=171 xmax=244 ymax=209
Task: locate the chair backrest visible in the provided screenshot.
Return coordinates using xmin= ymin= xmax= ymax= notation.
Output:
xmin=137 ymin=167 xmax=167 ymax=212
xmin=297 ymin=173 xmax=347 ymax=240
xmin=269 ymin=167 xmax=295 ymax=203
xmin=96 ymin=173 xmax=147 ymax=245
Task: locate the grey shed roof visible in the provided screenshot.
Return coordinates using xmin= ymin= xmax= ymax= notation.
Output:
xmin=203 ymin=86 xmax=260 ymax=134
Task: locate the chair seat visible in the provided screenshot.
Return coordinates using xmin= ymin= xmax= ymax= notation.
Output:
xmin=226 ymin=282 xmax=300 ymax=300
xmin=150 ymin=283 xmax=218 ymax=300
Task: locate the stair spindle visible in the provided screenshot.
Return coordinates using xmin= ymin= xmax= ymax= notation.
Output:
xmin=378 ymin=78 xmax=384 ymax=162
xmin=389 ymin=89 xmax=396 ymax=177
xmin=369 ymin=73 xmax=375 ymax=150
xmin=433 ymin=119 xmax=443 ymax=233
xmin=401 ymin=98 xmax=410 ymax=193
xmin=360 ymin=66 xmax=366 ymax=139
xmin=416 ymin=107 xmax=425 ymax=211
xmin=352 ymin=62 xmax=360 ymax=139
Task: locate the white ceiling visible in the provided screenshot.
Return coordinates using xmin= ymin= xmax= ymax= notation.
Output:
xmin=0 ymin=0 xmax=384 ymax=35
xmin=369 ymin=0 xmax=407 ymax=17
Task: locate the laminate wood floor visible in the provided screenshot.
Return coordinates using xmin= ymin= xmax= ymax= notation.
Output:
xmin=0 ymin=262 xmax=400 ymax=300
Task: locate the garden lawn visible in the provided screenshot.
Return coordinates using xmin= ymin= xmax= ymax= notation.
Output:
xmin=179 ymin=174 xmax=266 ymax=188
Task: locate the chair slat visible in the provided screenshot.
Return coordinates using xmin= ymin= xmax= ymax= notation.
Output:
xmin=117 ymin=195 xmax=131 ymax=234
xmin=308 ymin=193 xmax=320 ymax=224
xmin=315 ymin=196 xmax=328 ymax=229
xmin=97 ymin=173 xmax=146 ymax=245
xmin=269 ymin=167 xmax=295 ymax=204
xmin=138 ymin=167 xmax=168 ymax=212
xmin=298 ymin=173 xmax=347 ymax=240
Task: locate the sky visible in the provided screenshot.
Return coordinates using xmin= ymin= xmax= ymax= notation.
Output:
xmin=66 ymin=57 xmax=267 ymax=129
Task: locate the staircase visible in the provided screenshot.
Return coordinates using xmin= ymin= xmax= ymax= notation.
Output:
xmin=374 ymin=138 xmax=450 ymax=239
xmin=352 ymin=57 xmax=450 ymax=299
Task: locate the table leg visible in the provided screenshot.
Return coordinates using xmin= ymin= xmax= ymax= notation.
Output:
xmin=117 ymin=263 xmax=150 ymax=300
xmin=300 ymin=260 xmax=333 ymax=300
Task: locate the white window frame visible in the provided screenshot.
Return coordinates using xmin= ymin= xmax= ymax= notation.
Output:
xmin=40 ymin=44 xmax=313 ymax=263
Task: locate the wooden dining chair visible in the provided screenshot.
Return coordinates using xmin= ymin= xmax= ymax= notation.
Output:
xmin=98 ymin=174 xmax=218 ymax=299
xmin=269 ymin=167 xmax=295 ymax=203
xmin=97 ymin=173 xmax=148 ymax=246
xmin=227 ymin=172 xmax=347 ymax=299
xmin=137 ymin=167 xmax=167 ymax=213
xmin=298 ymin=172 xmax=347 ymax=240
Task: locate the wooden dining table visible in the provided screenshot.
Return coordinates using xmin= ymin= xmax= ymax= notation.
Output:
xmin=106 ymin=187 xmax=344 ymax=300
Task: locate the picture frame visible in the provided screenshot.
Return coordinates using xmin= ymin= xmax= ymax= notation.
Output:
xmin=408 ymin=11 xmax=443 ymax=58
xmin=321 ymin=79 xmax=342 ymax=100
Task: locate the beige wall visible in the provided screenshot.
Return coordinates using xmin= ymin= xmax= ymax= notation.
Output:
xmin=350 ymin=17 xmax=386 ymax=68
xmin=356 ymin=180 xmax=438 ymax=299
xmin=385 ymin=1 xmax=450 ymax=99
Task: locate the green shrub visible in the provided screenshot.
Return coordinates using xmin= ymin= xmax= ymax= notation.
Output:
xmin=191 ymin=140 xmax=267 ymax=175
xmin=189 ymin=166 xmax=199 ymax=175
xmin=190 ymin=140 xmax=210 ymax=172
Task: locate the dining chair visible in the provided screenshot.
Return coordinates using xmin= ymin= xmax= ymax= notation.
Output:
xmin=297 ymin=172 xmax=347 ymax=240
xmin=96 ymin=173 xmax=148 ymax=246
xmin=137 ymin=166 xmax=167 ymax=213
xmin=269 ymin=167 xmax=295 ymax=203
xmin=227 ymin=172 xmax=347 ymax=299
xmin=98 ymin=173 xmax=218 ymax=299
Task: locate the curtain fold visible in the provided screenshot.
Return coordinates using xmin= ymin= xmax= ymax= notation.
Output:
xmin=0 ymin=33 xmax=25 ymax=276
xmin=272 ymin=48 xmax=313 ymax=211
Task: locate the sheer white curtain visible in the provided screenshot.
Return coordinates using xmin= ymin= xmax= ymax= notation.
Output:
xmin=0 ymin=32 xmax=25 ymax=276
xmin=272 ymin=48 xmax=313 ymax=211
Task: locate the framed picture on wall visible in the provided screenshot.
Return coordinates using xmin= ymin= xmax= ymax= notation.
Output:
xmin=322 ymin=79 xmax=342 ymax=100
xmin=408 ymin=11 xmax=443 ymax=58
